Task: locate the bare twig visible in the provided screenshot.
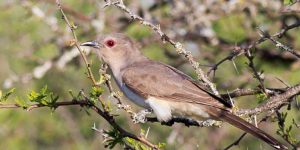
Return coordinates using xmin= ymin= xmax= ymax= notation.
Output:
xmin=220 ymin=88 xmax=284 ymax=99
xmin=56 ymin=0 xmax=97 ymax=85
xmin=273 ymin=20 xmax=300 ymax=38
xmin=207 ymin=46 xmax=244 ymax=76
xmin=223 ymin=132 xmax=247 ymax=150
xmin=258 ymin=27 xmax=300 ymax=59
xmin=207 ymin=19 xmax=300 ymax=79
xmin=147 ymin=117 xmax=221 ymax=127
xmin=244 ymin=48 xmax=267 ymax=94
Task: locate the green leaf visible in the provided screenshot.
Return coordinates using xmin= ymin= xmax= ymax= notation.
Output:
xmin=40 ymin=85 xmax=48 ymax=95
xmin=90 ymin=86 xmax=104 ymax=98
xmin=28 ymin=89 xmax=47 ymax=103
xmin=125 ymin=137 xmax=153 ymax=150
xmin=28 ymin=90 xmax=38 ymax=101
xmin=27 ymin=85 xmax=59 ymax=109
xmin=256 ymin=93 xmax=268 ymax=104
xmin=158 ymin=142 xmax=166 ymax=148
xmin=140 ymin=129 xmax=145 ymax=135
xmin=284 ymin=0 xmax=294 ymax=5
xmin=15 ymin=97 xmax=29 ymax=109
xmin=104 ymin=128 xmax=125 ymax=149
xmin=0 ymin=88 xmax=16 ymax=102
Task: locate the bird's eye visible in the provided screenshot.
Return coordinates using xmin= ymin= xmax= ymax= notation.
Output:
xmin=105 ymin=40 xmax=115 ymax=47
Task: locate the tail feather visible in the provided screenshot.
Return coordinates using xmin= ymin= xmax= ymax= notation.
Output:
xmin=211 ymin=110 xmax=288 ymax=150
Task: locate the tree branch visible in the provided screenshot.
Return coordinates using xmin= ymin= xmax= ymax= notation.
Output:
xmin=236 ymin=83 xmax=300 ymax=115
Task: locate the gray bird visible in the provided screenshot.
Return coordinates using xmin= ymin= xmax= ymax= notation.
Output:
xmin=81 ymin=33 xmax=287 ymax=150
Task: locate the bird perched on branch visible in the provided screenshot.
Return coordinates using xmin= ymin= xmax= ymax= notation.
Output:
xmin=81 ymin=33 xmax=287 ymax=150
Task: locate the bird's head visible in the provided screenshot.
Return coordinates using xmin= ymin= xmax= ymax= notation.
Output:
xmin=81 ymin=33 xmax=144 ymax=67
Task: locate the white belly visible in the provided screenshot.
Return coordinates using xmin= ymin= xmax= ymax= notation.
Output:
xmin=147 ymin=97 xmax=210 ymax=122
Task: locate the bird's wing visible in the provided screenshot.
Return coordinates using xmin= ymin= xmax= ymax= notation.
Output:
xmin=122 ymin=61 xmax=231 ymax=110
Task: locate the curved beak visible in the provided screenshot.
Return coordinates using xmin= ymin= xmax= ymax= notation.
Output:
xmin=80 ymin=41 xmax=102 ymax=48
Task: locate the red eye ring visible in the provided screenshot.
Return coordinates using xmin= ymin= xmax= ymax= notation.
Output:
xmin=106 ymin=40 xmax=115 ymax=47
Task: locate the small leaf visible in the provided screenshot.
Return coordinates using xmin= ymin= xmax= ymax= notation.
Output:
xmin=15 ymin=97 xmax=29 ymax=109
xmin=41 ymin=85 xmax=48 ymax=94
xmin=158 ymin=142 xmax=166 ymax=148
xmin=256 ymin=93 xmax=267 ymax=104
xmin=0 ymin=88 xmax=16 ymax=102
xmin=90 ymin=86 xmax=104 ymax=98
xmin=28 ymin=85 xmax=48 ymax=103
xmin=68 ymin=90 xmax=75 ymax=99
xmin=103 ymin=128 xmax=125 ymax=149
xmin=284 ymin=0 xmax=294 ymax=5
xmin=28 ymin=90 xmax=38 ymax=102
xmin=140 ymin=129 xmax=145 ymax=136
xmin=98 ymin=74 xmax=106 ymax=85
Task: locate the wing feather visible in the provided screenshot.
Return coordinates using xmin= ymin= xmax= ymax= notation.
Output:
xmin=122 ymin=61 xmax=231 ymax=110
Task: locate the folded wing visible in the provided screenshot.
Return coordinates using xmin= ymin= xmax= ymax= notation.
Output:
xmin=122 ymin=61 xmax=231 ymax=110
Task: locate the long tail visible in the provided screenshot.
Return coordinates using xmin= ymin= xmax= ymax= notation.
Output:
xmin=210 ymin=110 xmax=288 ymax=150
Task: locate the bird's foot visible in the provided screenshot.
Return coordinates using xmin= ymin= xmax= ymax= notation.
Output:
xmin=132 ymin=109 xmax=152 ymax=124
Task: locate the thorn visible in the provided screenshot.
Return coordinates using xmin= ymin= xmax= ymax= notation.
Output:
xmin=232 ymin=60 xmax=239 ymax=74
xmin=145 ymin=127 xmax=150 ymax=139
xmin=253 ymin=115 xmax=258 ymax=127
xmin=227 ymin=90 xmax=235 ymax=108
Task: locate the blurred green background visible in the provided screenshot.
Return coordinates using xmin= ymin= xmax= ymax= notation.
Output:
xmin=0 ymin=0 xmax=299 ymax=149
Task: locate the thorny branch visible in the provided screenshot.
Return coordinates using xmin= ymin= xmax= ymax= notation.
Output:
xmin=207 ymin=20 xmax=300 ymax=79
xmin=236 ymin=83 xmax=300 ymax=116
xmin=257 ymin=27 xmax=300 ymax=58
xmin=273 ymin=20 xmax=300 ymax=38
xmin=244 ymin=47 xmax=267 ymax=94
xmin=207 ymin=47 xmax=244 ymax=77
xmin=220 ymin=88 xmax=285 ymax=99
